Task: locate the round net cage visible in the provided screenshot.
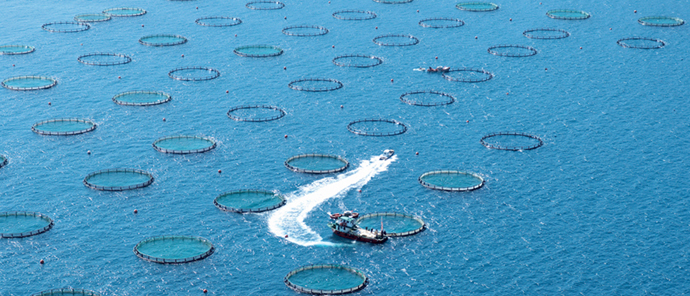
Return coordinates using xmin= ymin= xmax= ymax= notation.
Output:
xmin=2 ymin=76 xmax=57 ymax=91
xmin=74 ymin=13 xmax=111 ymax=22
xmin=285 ymin=154 xmax=349 ymax=174
xmin=546 ymin=9 xmax=590 ymax=20
xmin=0 ymin=155 xmax=7 ymax=169
xmin=0 ymin=45 xmax=35 ymax=55
xmin=246 ymin=1 xmax=285 ymax=10
xmin=32 ymin=118 xmax=97 ymax=136
xmin=103 ymin=7 xmax=146 ymax=17
xmin=617 ymin=37 xmax=666 ymax=49
xmin=168 ymin=67 xmax=220 ymax=81
xmin=399 ymin=90 xmax=455 ymax=106
xmin=332 ymin=55 xmax=383 ymax=68
xmin=419 ymin=18 xmax=465 ymax=28
xmin=227 ymin=105 xmax=286 ymax=122
xmin=233 ymin=45 xmax=283 ymax=57
xmin=638 ymin=16 xmax=684 ymax=27
xmin=31 ymin=288 xmax=101 ymax=296
xmin=139 ymin=34 xmax=187 ymax=47
xmin=480 ymin=132 xmax=544 ymax=151
xmin=356 ymin=213 xmax=426 ymax=237
xmin=373 ymin=34 xmax=419 ymax=46
xmin=455 ymin=2 xmax=499 ymax=11
xmin=153 ymin=136 xmax=216 ymax=154
xmin=112 ymin=90 xmax=172 ymax=106
xmin=419 ymin=170 xmax=484 ymax=192
xmin=77 ymin=53 xmax=132 ymax=66
xmin=289 ymin=78 xmax=343 ymax=92
xmin=134 ymin=236 xmax=214 ymax=264
xmin=372 ymin=0 xmax=413 ymax=4
xmin=214 ymin=189 xmax=286 ymax=213
xmin=83 ymin=168 xmax=154 ymax=191
xmin=442 ymin=68 xmax=493 ymax=83
xmin=285 ymin=264 xmax=368 ymax=295
xmin=347 ymin=119 xmax=407 ymax=137
xmin=282 ymin=25 xmax=329 ymax=37
xmin=523 ymin=28 xmax=570 ymax=39
xmin=0 ymin=212 xmax=54 ymax=238
xmin=42 ymin=22 xmax=90 ymax=33
xmin=195 ymin=16 xmax=242 ymax=27
xmin=332 ymin=10 xmax=377 ymax=20
xmin=488 ymin=45 xmax=537 ymax=57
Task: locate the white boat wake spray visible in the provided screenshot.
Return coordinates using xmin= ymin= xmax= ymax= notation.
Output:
xmin=268 ymin=151 xmax=397 ymax=246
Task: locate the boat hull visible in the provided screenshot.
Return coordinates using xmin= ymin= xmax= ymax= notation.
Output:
xmin=331 ymin=229 xmax=387 ymax=244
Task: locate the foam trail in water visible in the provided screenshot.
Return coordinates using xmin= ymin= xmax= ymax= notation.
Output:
xmin=268 ymin=154 xmax=397 ymax=246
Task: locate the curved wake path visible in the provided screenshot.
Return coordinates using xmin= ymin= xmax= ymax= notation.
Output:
xmin=268 ymin=154 xmax=397 ymax=246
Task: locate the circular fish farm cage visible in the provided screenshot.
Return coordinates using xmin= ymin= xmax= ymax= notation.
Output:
xmin=139 ymin=34 xmax=187 ymax=47
xmin=168 ymin=67 xmax=220 ymax=81
xmin=0 ymin=45 xmax=35 ymax=55
xmin=195 ymin=17 xmax=242 ymax=27
xmin=112 ymin=90 xmax=172 ymax=106
xmin=0 ymin=212 xmax=54 ymax=238
xmin=419 ymin=170 xmax=484 ymax=192
xmin=546 ymin=9 xmax=590 ymax=20
xmin=153 ymin=136 xmax=217 ymax=154
xmin=332 ymin=10 xmax=377 ymax=20
xmin=246 ymin=1 xmax=285 ymax=10
xmin=289 ymin=78 xmax=343 ymax=92
xmin=285 ymin=264 xmax=367 ymax=295
xmin=356 ymin=213 xmax=426 ymax=237
xmin=282 ymin=25 xmax=329 ymax=37
xmin=638 ymin=16 xmax=684 ymax=27
xmin=214 ymin=189 xmax=286 ymax=213
xmin=74 ymin=13 xmax=111 ymax=22
xmin=347 ymin=119 xmax=407 ymax=137
xmin=373 ymin=34 xmax=419 ymax=46
xmin=285 ymin=154 xmax=349 ymax=174
xmin=455 ymin=2 xmax=499 ymax=11
xmin=0 ymin=155 xmax=7 ymax=169
xmin=134 ymin=236 xmax=214 ymax=264
xmin=32 ymin=119 xmax=96 ymax=136
xmin=227 ymin=105 xmax=286 ymax=122
xmin=442 ymin=68 xmax=493 ymax=83
xmin=523 ymin=28 xmax=570 ymax=39
xmin=399 ymin=90 xmax=455 ymax=106
xmin=617 ymin=37 xmax=666 ymax=49
xmin=42 ymin=22 xmax=90 ymax=33
xmin=480 ymin=132 xmax=544 ymax=151
xmin=372 ymin=0 xmax=413 ymax=4
xmin=31 ymin=288 xmax=101 ymax=296
xmin=233 ymin=45 xmax=283 ymax=57
xmin=2 ymin=76 xmax=57 ymax=91
xmin=332 ymin=55 xmax=383 ymax=68
xmin=77 ymin=53 xmax=132 ymax=66
xmin=488 ymin=45 xmax=537 ymax=57
xmin=103 ymin=7 xmax=146 ymax=17
xmin=83 ymin=168 xmax=154 ymax=191
xmin=419 ymin=18 xmax=465 ymax=28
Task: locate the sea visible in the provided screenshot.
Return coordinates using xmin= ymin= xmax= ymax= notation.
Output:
xmin=1 ymin=0 xmax=689 ymax=294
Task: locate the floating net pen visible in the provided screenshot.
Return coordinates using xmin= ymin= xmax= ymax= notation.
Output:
xmin=282 ymin=25 xmax=329 ymax=36
xmin=233 ymin=45 xmax=283 ymax=57
xmin=284 ymin=264 xmax=368 ymax=295
xmin=488 ymin=45 xmax=537 ymax=57
xmin=112 ymin=91 xmax=172 ymax=106
xmin=418 ymin=170 xmax=484 ymax=192
xmin=332 ymin=55 xmax=383 ymax=68
xmin=139 ymin=34 xmax=187 ymax=46
xmin=285 ymin=154 xmax=349 ymax=174
xmin=32 ymin=118 xmax=96 ymax=136
xmin=442 ymin=68 xmax=493 ymax=83
xmin=2 ymin=76 xmax=57 ymax=91
xmin=83 ymin=168 xmax=154 ymax=191
xmin=168 ymin=67 xmax=220 ymax=81
xmin=134 ymin=235 xmax=214 ymax=264
xmin=32 ymin=289 xmax=101 ymax=296
xmin=214 ymin=189 xmax=286 ymax=213
xmin=638 ymin=16 xmax=684 ymax=27
xmin=103 ymin=7 xmax=147 ymax=17
xmin=0 ymin=45 xmax=35 ymax=55
xmin=153 ymin=136 xmax=216 ymax=154
xmin=523 ymin=28 xmax=570 ymax=39
xmin=399 ymin=90 xmax=455 ymax=106
xmin=617 ymin=37 xmax=666 ymax=49
xmin=356 ymin=213 xmax=426 ymax=237
xmin=288 ymin=78 xmax=343 ymax=92
xmin=227 ymin=105 xmax=286 ymax=122
xmin=455 ymin=2 xmax=499 ymax=11
xmin=332 ymin=10 xmax=377 ymax=20
xmin=347 ymin=119 xmax=407 ymax=136
xmin=480 ymin=132 xmax=544 ymax=151
xmin=195 ymin=17 xmax=242 ymax=27
xmin=77 ymin=53 xmax=132 ymax=66
xmin=246 ymin=1 xmax=285 ymax=10
xmin=42 ymin=22 xmax=90 ymax=33
xmin=419 ymin=18 xmax=465 ymax=28
xmin=546 ymin=9 xmax=590 ymax=20
xmin=0 ymin=212 xmax=54 ymax=238
xmin=74 ymin=13 xmax=111 ymax=22
xmin=373 ymin=34 xmax=419 ymax=46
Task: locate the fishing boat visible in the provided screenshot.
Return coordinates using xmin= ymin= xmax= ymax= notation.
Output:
xmin=379 ymin=149 xmax=394 ymax=160
xmin=413 ymin=66 xmax=450 ymax=72
xmin=327 ymin=211 xmax=388 ymax=244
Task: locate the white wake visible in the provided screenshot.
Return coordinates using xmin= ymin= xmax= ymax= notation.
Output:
xmin=268 ymin=154 xmax=397 ymax=246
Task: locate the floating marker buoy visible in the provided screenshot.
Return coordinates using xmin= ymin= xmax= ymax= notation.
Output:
xmin=358 ymin=189 xmax=361 ymax=192
xmin=235 ymin=34 xmax=237 ymax=37
xmin=48 ymin=102 xmax=51 ymax=105
xmin=417 ymin=10 xmax=419 ymax=12
xmin=435 ymin=56 xmax=438 ymax=59
xmin=466 ymin=120 xmax=469 ymax=123
xmin=203 ymin=289 xmax=207 ymax=293
xmin=283 ymin=66 xmax=286 ymax=70
xmin=375 ymin=26 xmax=378 ymax=29
xmin=390 ymin=79 xmax=394 ymax=82
xmin=610 ymin=28 xmax=612 ymax=30
xmin=506 ymin=92 xmax=509 ymax=95
xmin=634 ymin=10 xmax=637 ymax=13
xmin=475 ymin=36 xmax=478 ymax=39
xmin=181 ymin=54 xmax=184 ymax=57
xmin=162 ymin=118 xmax=166 ymax=121
xmin=580 ymin=47 xmax=583 ymax=49
xmin=285 ymin=235 xmax=288 ymax=238
xmin=340 ymin=105 xmax=343 ymax=108
xmin=142 ymin=25 xmax=144 ymax=27
xmin=415 ymin=152 xmax=419 ymax=155
xmin=12 ymin=64 xmax=14 ymax=67
xmin=218 ymin=169 xmax=222 ymax=173
xmin=545 ymin=68 xmax=548 ymax=71
xmin=134 ymin=209 xmax=138 ymax=214
xmin=87 ymin=150 xmax=91 ymax=155
xmin=509 ymin=18 xmax=512 ymax=21
xmin=226 ymin=90 xmax=229 ymax=93
xmin=196 ymin=6 xmax=199 ymax=9
xmin=40 ymin=259 xmax=44 ymax=264
xmin=332 ymin=45 xmax=335 ymax=48
xmin=284 ymin=16 xmax=287 ymax=19
xmin=284 ymin=135 xmax=288 ymax=138
xmin=80 ymin=43 xmax=83 ymax=46
xmin=118 ymin=76 xmax=121 ymax=79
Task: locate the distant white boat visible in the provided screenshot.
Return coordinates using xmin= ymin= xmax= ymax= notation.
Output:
xmin=379 ymin=149 xmax=394 ymax=160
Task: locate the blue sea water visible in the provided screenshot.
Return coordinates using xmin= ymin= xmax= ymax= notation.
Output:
xmin=1 ymin=0 xmax=689 ymax=294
